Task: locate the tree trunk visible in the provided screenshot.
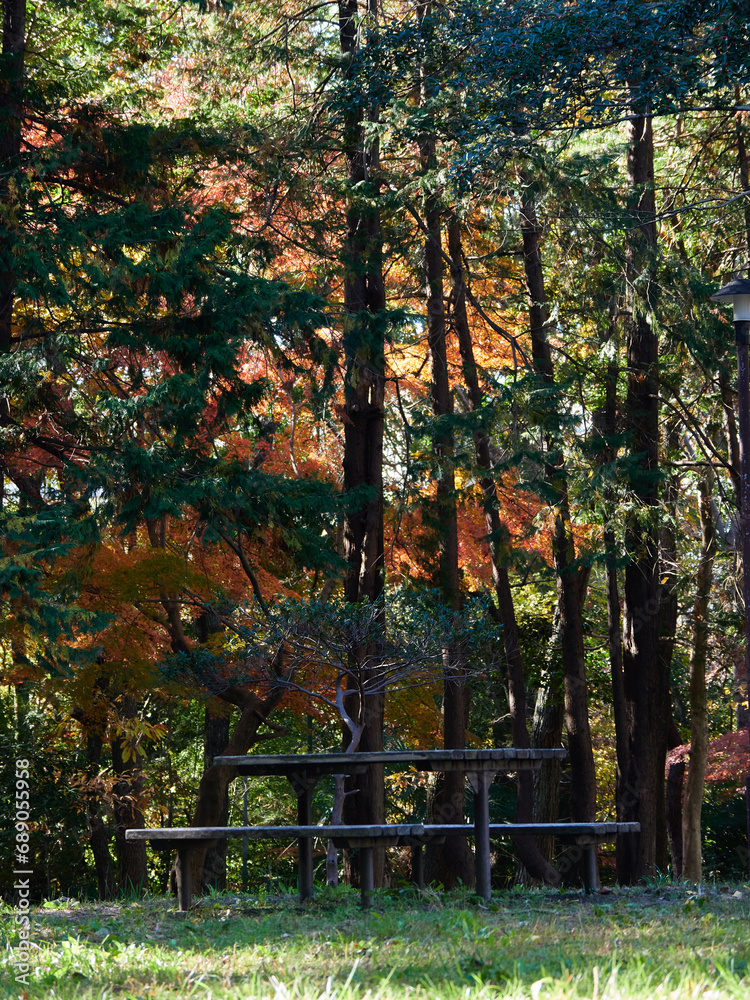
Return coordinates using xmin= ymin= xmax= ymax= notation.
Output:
xmin=531 ymin=668 xmax=564 ymax=867
xmin=656 ymin=418 xmax=680 ymax=872
xmin=720 ymin=370 xmax=742 ymax=521
xmin=176 ymin=682 xmax=287 ymax=894
xmin=618 ymin=107 xmax=669 ymax=883
xmin=666 ymin=754 xmax=686 ymax=878
xmin=448 ymin=215 xmax=559 ymax=885
xmin=72 ymin=687 xmax=117 ymax=900
xmin=197 ymin=610 xmax=231 ymax=893
xmin=111 ymin=695 xmax=148 ymax=896
xmin=519 ymin=180 xmax=597 ymax=832
xmin=86 ymin=733 xmax=117 ymax=901
xmin=0 ymin=0 xmax=25 ymax=354
xmin=419 ymin=70 xmax=474 ymax=888
xmin=199 ymin=704 xmax=231 ymax=892
xmin=590 ymin=309 xmax=631 ymax=858
xmin=682 ymin=473 xmax=716 ymax=881
xmin=736 ymin=89 xmax=750 ymax=262
xmin=338 ymin=0 xmax=387 ymax=887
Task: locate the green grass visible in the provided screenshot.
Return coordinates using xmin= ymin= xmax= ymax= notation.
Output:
xmin=2 ymin=883 xmax=749 ymax=999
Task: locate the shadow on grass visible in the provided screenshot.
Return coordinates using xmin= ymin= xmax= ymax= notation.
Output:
xmin=2 ymin=883 xmax=749 ymax=999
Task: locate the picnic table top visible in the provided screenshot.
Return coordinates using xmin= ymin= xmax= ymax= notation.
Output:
xmin=214 ymin=748 xmax=568 ymax=775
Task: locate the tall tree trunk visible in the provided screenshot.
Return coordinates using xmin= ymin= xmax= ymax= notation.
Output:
xmin=72 ymin=685 xmax=117 ymax=900
xmin=618 ymin=107 xmax=669 ymax=883
xmin=530 ymin=647 xmax=564 ymax=868
xmin=338 ymin=0 xmax=387 ymax=887
xmin=665 ymin=753 xmax=686 ymax=878
xmin=111 ymin=695 xmax=148 ymax=896
xmin=0 ymin=0 xmax=25 ymax=509
xmin=519 ymin=179 xmax=597 ymax=833
xmin=726 ymin=103 xmax=750 ymax=730
xmin=418 ymin=29 xmax=474 ymax=886
xmin=735 ymin=89 xmax=750 ymax=265
xmin=448 ymin=215 xmax=559 ymax=885
xmin=86 ymin=734 xmax=117 ymax=901
xmin=656 ymin=418 xmax=680 ymax=872
xmin=0 ymin=0 xmax=25 ymax=356
xmin=590 ymin=308 xmax=631 ymax=853
xmin=200 ymin=706 xmax=230 ymax=891
xmin=682 ymin=473 xmax=716 ymax=881
xmin=197 ymin=611 xmax=231 ymax=893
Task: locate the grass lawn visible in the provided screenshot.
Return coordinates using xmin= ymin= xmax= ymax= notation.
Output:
xmin=2 ymin=883 xmax=749 ymax=999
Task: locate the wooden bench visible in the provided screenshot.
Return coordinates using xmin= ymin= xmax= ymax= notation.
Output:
xmin=125 ymin=824 xmax=426 ymax=910
xmin=412 ymin=822 xmax=641 ymax=892
xmin=128 ymin=819 xmax=640 ymax=908
xmin=129 ymin=749 xmax=629 ymax=908
xmin=215 ymin=747 xmax=569 ymax=902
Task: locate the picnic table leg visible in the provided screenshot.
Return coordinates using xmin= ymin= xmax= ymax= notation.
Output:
xmin=175 ymin=845 xmax=195 ymax=912
xmin=288 ymin=774 xmax=318 ymax=901
xmin=411 ymin=844 xmax=424 ymax=890
xmin=580 ymin=837 xmax=599 ymax=893
xmin=360 ymin=847 xmax=374 ymax=909
xmin=470 ymin=771 xmax=492 ymax=902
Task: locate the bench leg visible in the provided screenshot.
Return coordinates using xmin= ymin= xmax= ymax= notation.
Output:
xmin=411 ymin=844 xmax=424 ymax=890
xmin=298 ymin=835 xmax=313 ymax=902
xmin=175 ymin=846 xmax=195 ymax=912
xmin=581 ymin=838 xmax=599 ymax=893
xmin=360 ymin=848 xmax=374 ymax=909
xmin=290 ymin=776 xmax=317 ymax=901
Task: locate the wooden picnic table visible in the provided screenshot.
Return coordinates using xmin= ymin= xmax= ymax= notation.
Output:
xmin=214 ymin=748 xmax=569 ymax=901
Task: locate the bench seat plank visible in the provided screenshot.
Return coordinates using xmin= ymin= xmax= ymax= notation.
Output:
xmin=417 ymin=822 xmax=640 ymax=837
xmin=126 ymin=824 xmax=425 ymax=842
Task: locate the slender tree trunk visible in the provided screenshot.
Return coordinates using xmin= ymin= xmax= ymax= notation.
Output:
xmin=682 ymin=473 xmax=716 ymax=881
xmin=327 ymin=687 xmax=365 ymax=885
xmin=618 ymin=107 xmax=669 ymax=882
xmin=721 ymin=370 xmax=742 ymax=518
xmin=519 ymin=180 xmax=597 ymax=831
xmin=665 ymin=753 xmax=686 ymax=878
xmin=111 ymin=695 xmax=148 ymax=896
xmin=0 ymin=0 xmax=25 ymax=355
xmin=531 ymin=658 xmax=564 ymax=867
xmin=722 ymin=105 xmax=750 ymax=736
xmin=86 ymin=732 xmax=117 ymax=901
xmin=72 ymin=686 xmax=117 ymax=900
xmin=720 ymin=366 xmax=742 ymax=650
xmin=0 ymin=0 xmax=25 ymax=509
xmin=418 ymin=37 xmax=474 ymax=886
xmin=656 ymin=419 xmax=680 ymax=872
xmin=338 ymin=0 xmax=387 ymax=886
xmin=448 ymin=215 xmax=559 ymax=885
xmin=200 ymin=705 xmax=231 ymax=891
xmin=197 ymin=610 xmax=231 ymax=893
xmin=590 ymin=309 xmax=631 ymax=849
xmin=735 ymin=89 xmax=750 ymax=264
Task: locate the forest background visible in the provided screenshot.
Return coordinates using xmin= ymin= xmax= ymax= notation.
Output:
xmin=2 ymin=0 xmax=750 ymax=903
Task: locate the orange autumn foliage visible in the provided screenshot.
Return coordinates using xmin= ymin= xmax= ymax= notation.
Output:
xmin=666 ymin=729 xmax=750 ymax=796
